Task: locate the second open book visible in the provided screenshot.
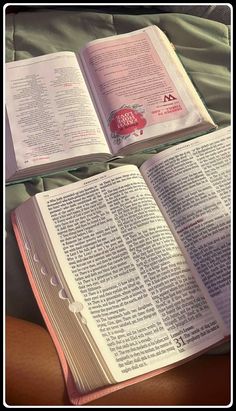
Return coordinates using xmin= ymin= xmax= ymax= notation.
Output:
xmin=12 ymin=126 xmax=231 ymax=404
xmin=6 ymin=25 xmax=217 ymax=183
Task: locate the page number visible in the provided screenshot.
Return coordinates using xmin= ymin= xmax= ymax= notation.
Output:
xmin=173 ymin=336 xmax=186 ymax=349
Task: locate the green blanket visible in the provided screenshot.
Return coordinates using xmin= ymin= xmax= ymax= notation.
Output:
xmin=5 ymin=10 xmax=231 ymax=329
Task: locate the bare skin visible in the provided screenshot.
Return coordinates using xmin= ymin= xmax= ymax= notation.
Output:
xmin=5 ymin=315 xmax=231 ymax=406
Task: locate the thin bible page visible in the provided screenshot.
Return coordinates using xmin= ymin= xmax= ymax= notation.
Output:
xmin=5 ymin=51 xmax=110 ymax=171
xmin=80 ymin=26 xmax=215 ymax=154
xmin=5 ymin=110 xmax=17 ymax=181
xmin=141 ymin=127 xmax=231 ymax=333
xmin=36 ymin=164 xmax=225 ymax=381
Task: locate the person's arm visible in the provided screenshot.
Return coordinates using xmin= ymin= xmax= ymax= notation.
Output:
xmin=5 ymin=315 xmax=70 ymax=406
xmin=5 ymin=315 xmax=231 ymax=406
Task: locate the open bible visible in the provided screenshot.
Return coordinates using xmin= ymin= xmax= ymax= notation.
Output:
xmin=6 ymin=25 xmax=217 ymax=183
xmin=12 ymin=126 xmax=231 ymax=405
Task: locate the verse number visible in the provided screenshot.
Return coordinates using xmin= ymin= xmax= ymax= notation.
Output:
xmin=173 ymin=336 xmax=186 ymax=349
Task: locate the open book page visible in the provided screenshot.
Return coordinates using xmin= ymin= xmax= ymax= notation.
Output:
xmin=80 ymin=25 xmax=216 ymax=155
xmin=5 ymin=51 xmax=110 ymax=171
xmin=5 ymin=109 xmax=17 ymax=181
xmin=35 ymin=165 xmax=225 ymax=382
xmin=141 ymin=127 xmax=231 ymax=333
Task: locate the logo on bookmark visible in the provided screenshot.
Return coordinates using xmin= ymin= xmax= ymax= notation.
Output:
xmin=108 ymin=104 xmax=146 ymax=145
